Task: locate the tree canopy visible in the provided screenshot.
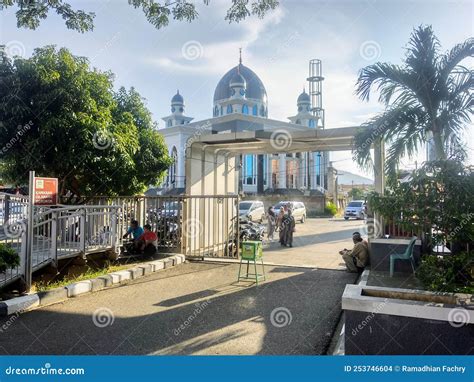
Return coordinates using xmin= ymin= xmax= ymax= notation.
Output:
xmin=352 ymin=25 xmax=473 ymax=176
xmin=0 ymin=0 xmax=279 ymax=33
xmin=0 ymin=45 xmax=172 ymax=198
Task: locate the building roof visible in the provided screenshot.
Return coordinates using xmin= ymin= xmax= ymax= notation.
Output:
xmin=213 ymin=64 xmax=267 ymax=103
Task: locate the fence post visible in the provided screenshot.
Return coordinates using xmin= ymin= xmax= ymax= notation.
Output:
xmin=51 ymin=210 xmax=58 ymax=267
xmin=80 ymin=208 xmax=86 ymax=256
xmin=4 ymin=194 xmax=10 ymax=223
xmin=111 ymin=208 xmax=118 ymax=255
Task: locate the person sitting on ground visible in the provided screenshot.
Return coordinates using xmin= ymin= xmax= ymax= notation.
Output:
xmin=137 ymin=224 xmax=158 ymax=254
xmin=283 ymin=209 xmax=296 ymax=248
xmin=339 ymin=232 xmax=369 ymax=273
xmin=123 ymin=220 xmax=144 ymax=241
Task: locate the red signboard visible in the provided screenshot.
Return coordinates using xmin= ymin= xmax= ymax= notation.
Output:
xmin=33 ymin=177 xmax=58 ymax=205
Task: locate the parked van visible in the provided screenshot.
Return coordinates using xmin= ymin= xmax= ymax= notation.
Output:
xmin=239 ymin=201 xmax=265 ymax=223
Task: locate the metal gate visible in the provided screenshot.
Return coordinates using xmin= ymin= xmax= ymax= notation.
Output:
xmin=81 ymin=195 xmax=239 ymax=258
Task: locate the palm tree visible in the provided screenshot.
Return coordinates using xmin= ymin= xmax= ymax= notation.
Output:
xmin=353 ymin=25 xmax=473 ymax=175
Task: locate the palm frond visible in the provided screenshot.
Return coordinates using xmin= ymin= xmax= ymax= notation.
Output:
xmin=438 ymin=37 xmax=474 ymax=80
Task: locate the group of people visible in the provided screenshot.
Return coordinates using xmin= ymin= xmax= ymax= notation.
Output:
xmin=123 ymin=220 xmax=158 ymax=254
xmin=266 ymin=205 xmax=296 ymax=247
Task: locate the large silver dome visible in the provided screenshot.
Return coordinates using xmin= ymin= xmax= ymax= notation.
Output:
xmin=213 ymin=64 xmax=267 ymax=103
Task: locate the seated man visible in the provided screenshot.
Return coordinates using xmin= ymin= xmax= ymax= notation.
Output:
xmin=137 ymin=224 xmax=158 ymax=254
xmin=123 ymin=220 xmax=144 ymax=252
xmin=339 ymin=232 xmax=369 ymax=273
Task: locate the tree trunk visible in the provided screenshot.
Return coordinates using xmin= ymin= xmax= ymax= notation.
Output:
xmin=432 ymin=131 xmax=447 ymax=160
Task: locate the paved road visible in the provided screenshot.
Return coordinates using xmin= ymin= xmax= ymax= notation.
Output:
xmin=263 ymin=218 xmax=364 ymax=269
xmin=0 ymin=262 xmax=357 ymax=355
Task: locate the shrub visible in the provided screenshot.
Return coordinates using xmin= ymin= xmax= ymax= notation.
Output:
xmin=324 ymin=201 xmax=337 ymax=217
xmin=0 ymin=243 xmax=20 ymax=273
xmin=416 ymin=252 xmax=473 ymax=293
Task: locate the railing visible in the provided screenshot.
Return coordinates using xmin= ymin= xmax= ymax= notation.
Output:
xmin=0 ymin=202 xmax=120 ymax=289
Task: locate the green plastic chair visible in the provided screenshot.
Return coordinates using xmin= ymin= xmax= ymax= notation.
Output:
xmin=389 ymin=236 xmax=417 ymax=277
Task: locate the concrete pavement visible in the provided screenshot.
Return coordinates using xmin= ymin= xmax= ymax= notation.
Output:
xmin=263 ymin=218 xmax=364 ymax=269
xmin=0 ymin=262 xmax=357 ymax=355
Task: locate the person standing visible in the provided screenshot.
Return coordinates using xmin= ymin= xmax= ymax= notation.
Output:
xmin=267 ymin=206 xmax=276 ymax=240
xmin=283 ymin=209 xmax=296 ymax=247
xmin=277 ymin=207 xmax=286 ymax=246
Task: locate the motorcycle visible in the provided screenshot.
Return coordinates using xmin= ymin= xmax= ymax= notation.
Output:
xmin=224 ymin=216 xmax=265 ymax=257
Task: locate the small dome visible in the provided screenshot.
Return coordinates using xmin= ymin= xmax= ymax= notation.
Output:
xmin=230 ymin=71 xmax=246 ymax=87
xmin=297 ymin=90 xmax=310 ymax=104
xmin=171 ymin=90 xmax=184 ymax=104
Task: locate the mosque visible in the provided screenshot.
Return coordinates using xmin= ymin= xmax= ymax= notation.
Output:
xmin=158 ymin=55 xmax=330 ymax=195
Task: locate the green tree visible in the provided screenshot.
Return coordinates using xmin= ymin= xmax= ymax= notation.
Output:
xmin=0 ymin=45 xmax=171 ymax=198
xmin=348 ymin=187 xmax=364 ymax=200
xmin=0 ymin=0 xmax=279 ymax=33
xmin=353 ymin=26 xmax=473 ymax=175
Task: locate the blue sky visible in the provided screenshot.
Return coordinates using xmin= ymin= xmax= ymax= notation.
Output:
xmin=1 ymin=0 xmax=473 ymax=177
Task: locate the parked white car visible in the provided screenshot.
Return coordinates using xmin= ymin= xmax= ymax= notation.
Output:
xmin=239 ymin=201 xmax=265 ymax=223
xmin=271 ymin=201 xmax=307 ymax=223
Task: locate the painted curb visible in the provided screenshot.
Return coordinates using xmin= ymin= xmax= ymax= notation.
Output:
xmin=0 ymin=254 xmax=186 ymax=317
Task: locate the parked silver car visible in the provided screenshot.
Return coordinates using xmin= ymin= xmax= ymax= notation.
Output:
xmin=344 ymin=200 xmax=367 ymax=220
xmin=271 ymin=201 xmax=307 ymax=223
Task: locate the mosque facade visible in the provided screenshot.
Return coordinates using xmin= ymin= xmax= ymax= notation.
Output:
xmin=158 ymin=57 xmax=329 ymax=195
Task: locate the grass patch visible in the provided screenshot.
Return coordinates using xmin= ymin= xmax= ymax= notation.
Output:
xmin=34 ymin=263 xmax=134 ymax=292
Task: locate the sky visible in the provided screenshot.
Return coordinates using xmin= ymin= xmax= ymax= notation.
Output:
xmin=1 ymin=0 xmax=473 ymax=178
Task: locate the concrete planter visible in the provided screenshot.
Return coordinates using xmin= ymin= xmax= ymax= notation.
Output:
xmin=342 ymin=284 xmax=473 ymax=355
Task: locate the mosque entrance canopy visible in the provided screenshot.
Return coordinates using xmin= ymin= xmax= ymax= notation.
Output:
xmin=191 ymin=126 xmax=359 ymax=154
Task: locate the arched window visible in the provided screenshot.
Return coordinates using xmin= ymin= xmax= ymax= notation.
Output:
xmin=260 ymin=105 xmax=265 ymax=116
xmin=214 ymin=106 xmax=219 ymax=116
xmin=242 ymin=104 xmax=249 ymax=114
xmin=170 ymin=147 xmax=178 ymax=186
xmin=220 ymin=106 xmax=223 ymax=116
xmin=167 ymin=120 xmax=172 ymax=127
xmin=309 ymin=119 xmax=315 ymax=128
xmin=252 ymin=105 xmax=258 ymax=116
xmin=295 ymin=119 xmax=301 ymax=125
xmin=227 ymin=104 xmax=233 ymax=114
